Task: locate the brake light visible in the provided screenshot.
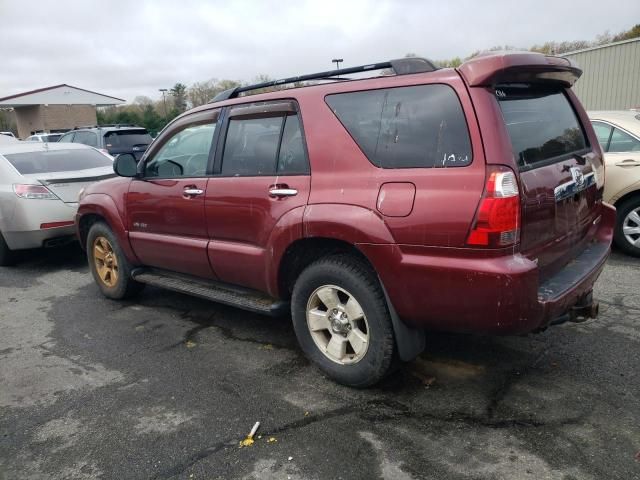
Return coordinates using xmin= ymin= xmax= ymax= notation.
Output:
xmin=466 ymin=167 xmax=520 ymax=247
xmin=13 ymin=184 xmax=58 ymax=200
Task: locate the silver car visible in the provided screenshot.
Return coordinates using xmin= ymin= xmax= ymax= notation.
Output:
xmin=0 ymin=142 xmax=115 ymax=265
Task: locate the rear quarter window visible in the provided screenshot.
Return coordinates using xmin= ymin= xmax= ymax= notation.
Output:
xmin=496 ymin=86 xmax=587 ymax=169
xmin=326 ymin=84 xmax=472 ymax=168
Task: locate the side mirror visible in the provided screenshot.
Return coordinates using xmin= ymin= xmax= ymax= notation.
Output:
xmin=113 ymin=153 xmax=138 ymax=177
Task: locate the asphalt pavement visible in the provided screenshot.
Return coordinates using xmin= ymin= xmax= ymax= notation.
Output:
xmin=1 ymin=245 xmax=639 ymax=479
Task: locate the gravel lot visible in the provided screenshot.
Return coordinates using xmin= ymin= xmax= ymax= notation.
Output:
xmin=1 ymin=245 xmax=639 ymax=480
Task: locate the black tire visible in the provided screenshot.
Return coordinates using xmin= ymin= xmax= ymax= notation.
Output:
xmin=87 ymin=222 xmax=144 ymax=299
xmin=291 ymin=254 xmax=396 ymax=388
xmin=0 ymin=232 xmax=16 ymax=267
xmin=613 ymin=196 xmax=640 ymax=257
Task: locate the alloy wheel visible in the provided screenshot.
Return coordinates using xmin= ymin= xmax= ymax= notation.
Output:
xmin=306 ymin=285 xmax=369 ymax=365
xmin=623 ymin=207 xmax=640 ymax=248
xmin=93 ymin=236 xmax=119 ymax=288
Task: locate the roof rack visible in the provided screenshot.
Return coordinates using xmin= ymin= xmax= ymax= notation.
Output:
xmin=209 ymin=57 xmax=438 ymax=103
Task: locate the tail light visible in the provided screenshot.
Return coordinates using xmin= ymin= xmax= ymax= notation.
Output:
xmin=13 ymin=184 xmax=58 ymax=200
xmin=466 ymin=167 xmax=520 ymax=247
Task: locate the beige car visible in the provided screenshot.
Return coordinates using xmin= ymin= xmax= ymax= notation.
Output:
xmin=589 ymin=111 xmax=640 ymax=256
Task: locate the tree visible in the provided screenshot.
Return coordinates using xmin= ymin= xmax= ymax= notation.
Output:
xmin=170 ymin=83 xmax=188 ymax=113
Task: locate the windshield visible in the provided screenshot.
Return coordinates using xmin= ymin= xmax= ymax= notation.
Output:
xmin=4 ymin=149 xmax=113 ymax=174
xmin=497 ymin=86 xmax=587 ymax=169
xmin=104 ymin=130 xmax=152 ymax=148
xmin=44 ymin=134 xmax=62 ymax=142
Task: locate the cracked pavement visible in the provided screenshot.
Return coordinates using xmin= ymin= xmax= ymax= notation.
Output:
xmin=1 ymin=246 xmax=639 ymax=479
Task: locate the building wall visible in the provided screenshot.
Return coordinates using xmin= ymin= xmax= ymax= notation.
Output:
xmin=42 ymin=105 xmax=97 ymax=133
xmin=13 ymin=104 xmax=97 ymax=138
xmin=14 ymin=106 xmax=43 ymax=138
xmin=564 ymin=39 xmax=640 ymax=110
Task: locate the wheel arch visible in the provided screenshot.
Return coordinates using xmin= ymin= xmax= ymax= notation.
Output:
xmin=77 ymin=194 xmax=139 ymax=263
xmin=277 ymin=236 xmax=425 ymax=362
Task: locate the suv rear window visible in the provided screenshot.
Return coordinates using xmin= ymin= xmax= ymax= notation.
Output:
xmin=326 ymin=84 xmax=472 ymax=168
xmin=496 ymin=86 xmax=587 ymax=169
xmin=4 ymin=149 xmax=113 ymax=174
xmin=104 ymin=130 xmax=152 ymax=148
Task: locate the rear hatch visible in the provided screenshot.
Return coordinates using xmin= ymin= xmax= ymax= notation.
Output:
xmin=496 ymin=85 xmax=603 ymax=279
xmin=4 ymin=147 xmax=115 ymax=203
xmin=104 ymin=129 xmax=152 ymax=160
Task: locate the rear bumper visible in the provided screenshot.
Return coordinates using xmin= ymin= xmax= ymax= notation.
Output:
xmin=359 ymin=203 xmax=615 ymax=335
xmin=1 ymin=199 xmax=78 ymax=250
xmin=3 ymin=225 xmax=76 ymax=250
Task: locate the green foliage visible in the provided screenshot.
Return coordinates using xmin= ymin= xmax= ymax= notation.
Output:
xmin=433 ymin=23 xmax=640 ymax=66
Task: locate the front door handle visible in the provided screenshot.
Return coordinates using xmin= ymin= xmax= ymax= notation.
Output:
xmin=269 ymin=187 xmax=298 ymax=198
xmin=183 ymin=188 xmax=204 ymax=196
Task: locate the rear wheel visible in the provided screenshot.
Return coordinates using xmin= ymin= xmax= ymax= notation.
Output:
xmin=614 ymin=196 xmax=640 ymax=257
xmin=0 ymin=232 xmax=16 ymax=266
xmin=87 ymin=222 xmax=144 ymax=299
xmin=291 ymin=255 xmax=395 ymax=388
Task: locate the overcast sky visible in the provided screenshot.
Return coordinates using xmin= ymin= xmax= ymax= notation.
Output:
xmin=1 ymin=0 xmax=638 ymax=103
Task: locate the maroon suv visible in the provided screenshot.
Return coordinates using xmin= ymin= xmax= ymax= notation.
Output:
xmin=76 ymin=52 xmax=614 ymax=387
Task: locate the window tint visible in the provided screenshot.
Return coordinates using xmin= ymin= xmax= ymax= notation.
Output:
xmin=58 ymin=132 xmax=74 ymax=143
xmin=497 ymin=86 xmax=587 ymax=168
xmin=221 ymin=116 xmax=283 ymax=176
xmin=4 ymin=149 xmax=113 ymax=174
xmin=326 ymin=84 xmax=472 ymax=168
xmin=73 ymin=131 xmax=98 ymax=147
xmin=591 ymin=121 xmax=612 ymax=151
xmin=608 ymin=128 xmax=640 ymax=153
xmin=45 ymin=134 xmax=62 ymax=142
xmin=145 ymin=123 xmax=216 ymax=178
xmin=104 ymin=130 xmax=153 ymax=148
xmin=277 ymin=115 xmax=309 ymax=174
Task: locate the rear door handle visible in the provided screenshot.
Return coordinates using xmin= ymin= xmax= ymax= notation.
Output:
xmin=269 ymin=187 xmax=298 ymax=198
xmin=183 ymin=188 xmax=204 ymax=196
xmin=615 ymin=159 xmax=640 ymax=167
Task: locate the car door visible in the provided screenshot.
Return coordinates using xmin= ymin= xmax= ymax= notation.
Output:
xmin=205 ymin=100 xmax=311 ymax=292
xmin=126 ymin=109 xmax=220 ymax=279
xmin=592 ymin=121 xmax=640 ymax=203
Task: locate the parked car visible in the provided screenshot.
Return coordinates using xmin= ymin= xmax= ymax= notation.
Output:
xmin=25 ymin=132 xmax=63 ymax=143
xmin=589 ymin=111 xmax=640 ymax=256
xmin=0 ymin=142 xmax=115 ymax=265
xmin=77 ymin=53 xmax=614 ymax=387
xmin=58 ymin=125 xmax=153 ymax=161
xmin=0 ymin=131 xmax=16 ymax=138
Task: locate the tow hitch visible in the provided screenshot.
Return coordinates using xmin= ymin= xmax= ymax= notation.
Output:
xmin=549 ymin=293 xmax=599 ymax=326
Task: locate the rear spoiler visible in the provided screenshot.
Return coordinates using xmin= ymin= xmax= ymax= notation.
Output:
xmin=457 ymin=52 xmax=582 ymax=88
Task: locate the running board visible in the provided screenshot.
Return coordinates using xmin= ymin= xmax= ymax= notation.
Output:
xmin=131 ymin=268 xmax=289 ymax=316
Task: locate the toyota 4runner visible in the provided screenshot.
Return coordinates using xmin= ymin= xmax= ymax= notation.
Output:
xmin=76 ymin=52 xmax=615 ymax=387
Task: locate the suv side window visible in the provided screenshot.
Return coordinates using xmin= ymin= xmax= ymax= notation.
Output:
xmin=73 ymin=131 xmax=98 ymax=147
xmin=144 ymin=122 xmax=217 ymax=178
xmin=326 ymin=84 xmax=472 ymax=168
xmin=58 ymin=132 xmax=75 ymax=143
xmin=221 ymin=116 xmax=283 ymax=176
xmin=609 ymin=127 xmax=640 ymax=153
xmin=277 ymin=115 xmax=309 ymax=175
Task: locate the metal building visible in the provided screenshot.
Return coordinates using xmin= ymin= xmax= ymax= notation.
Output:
xmin=0 ymin=84 xmax=124 ymax=139
xmin=562 ymin=38 xmax=640 ymax=110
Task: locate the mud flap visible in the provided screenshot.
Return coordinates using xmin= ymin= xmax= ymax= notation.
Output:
xmin=380 ymin=281 xmax=425 ymax=361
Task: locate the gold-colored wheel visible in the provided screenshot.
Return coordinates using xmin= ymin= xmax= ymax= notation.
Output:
xmin=93 ymin=236 xmax=119 ymax=288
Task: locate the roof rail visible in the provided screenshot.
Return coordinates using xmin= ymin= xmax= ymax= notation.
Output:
xmin=209 ymin=57 xmax=438 ymax=103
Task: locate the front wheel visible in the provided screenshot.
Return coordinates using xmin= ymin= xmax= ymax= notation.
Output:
xmin=87 ymin=222 xmax=144 ymax=299
xmin=291 ymin=255 xmax=396 ymax=388
xmin=614 ymin=197 xmax=640 ymax=257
